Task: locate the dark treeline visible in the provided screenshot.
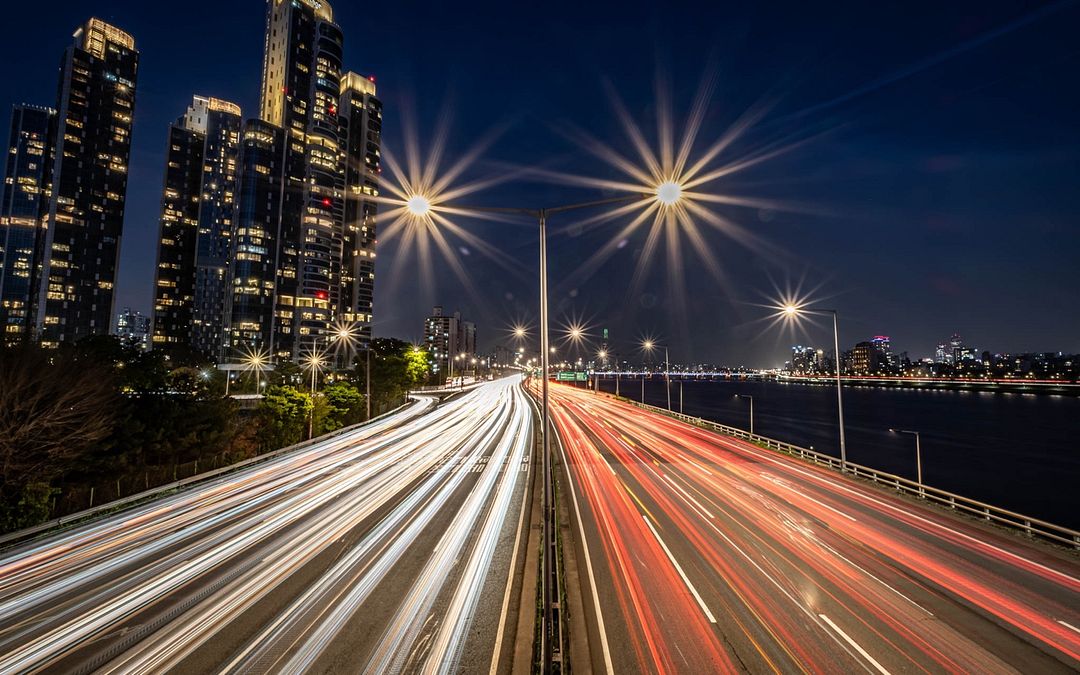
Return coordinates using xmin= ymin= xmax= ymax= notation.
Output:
xmin=0 ymin=336 xmax=430 ymax=533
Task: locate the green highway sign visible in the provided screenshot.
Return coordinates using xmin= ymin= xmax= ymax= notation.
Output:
xmin=556 ymin=371 xmax=589 ymax=381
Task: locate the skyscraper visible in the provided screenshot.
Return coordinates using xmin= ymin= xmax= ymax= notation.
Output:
xmin=227 ymin=119 xmax=285 ymax=358
xmin=152 ymin=95 xmax=242 ymax=358
xmin=35 ymin=19 xmax=138 ymax=347
xmin=338 ymin=72 xmax=381 ymax=343
xmin=226 ymin=0 xmax=378 ymax=364
xmin=0 ymin=105 xmax=56 ymax=346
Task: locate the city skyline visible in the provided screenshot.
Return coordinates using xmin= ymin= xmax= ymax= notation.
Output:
xmin=1 ymin=1 xmax=1078 ymax=364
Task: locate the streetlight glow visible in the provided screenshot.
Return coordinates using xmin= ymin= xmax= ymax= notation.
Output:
xmin=656 ymin=181 xmax=683 ymax=206
xmin=406 ymin=194 xmax=431 ymax=217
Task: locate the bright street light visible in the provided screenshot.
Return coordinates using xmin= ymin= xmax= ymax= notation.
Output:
xmin=406 ymin=194 xmax=431 ymax=217
xmin=656 ymin=181 xmax=683 ymax=206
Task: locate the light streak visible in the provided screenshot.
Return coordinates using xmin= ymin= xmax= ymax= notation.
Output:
xmin=548 ymin=383 xmax=1080 ymax=672
xmin=0 ymin=380 xmax=533 ymax=674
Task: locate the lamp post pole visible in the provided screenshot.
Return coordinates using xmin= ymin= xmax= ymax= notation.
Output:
xmin=891 ymin=428 xmax=923 ymax=496
xmin=830 ymin=310 xmax=848 ymax=471
xmin=782 ymin=304 xmax=848 ymax=471
xmin=665 ymin=346 xmax=671 ymax=410
xmin=416 ymin=193 xmax=648 ymax=672
xmin=365 ymin=341 xmax=371 ymax=420
xmin=735 ymin=394 xmax=754 ymax=435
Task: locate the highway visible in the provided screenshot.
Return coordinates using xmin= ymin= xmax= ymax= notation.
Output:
xmin=549 ymin=383 xmax=1080 ymax=674
xmin=0 ymin=378 xmax=534 ymax=674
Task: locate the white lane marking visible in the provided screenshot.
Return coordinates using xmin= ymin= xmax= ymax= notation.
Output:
xmin=765 ymin=477 xmax=857 ymax=522
xmin=662 ymin=473 xmax=715 ymax=519
xmin=685 ymin=457 xmax=713 ymax=476
xmin=711 ymin=436 xmax=1080 ymax=588
xmin=818 ymin=542 xmax=933 ymax=616
xmin=488 ymin=427 xmax=534 ymax=675
xmin=818 ymin=613 xmax=892 ymax=675
xmin=1058 ymin=619 xmax=1080 ymax=635
xmin=642 ymin=516 xmax=716 ymax=624
xmin=554 ymin=420 xmax=616 ymax=674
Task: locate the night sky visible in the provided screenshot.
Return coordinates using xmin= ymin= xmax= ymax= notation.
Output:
xmin=2 ymin=1 xmax=1078 ymax=366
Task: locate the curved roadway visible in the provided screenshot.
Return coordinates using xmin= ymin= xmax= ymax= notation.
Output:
xmin=0 ymin=378 xmax=534 ymax=674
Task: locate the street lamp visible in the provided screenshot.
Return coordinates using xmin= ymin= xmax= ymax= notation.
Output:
xmin=384 ymin=127 xmax=716 ymax=670
xmin=303 ymin=348 xmax=327 ymax=439
xmin=734 ymin=394 xmax=754 ymax=435
xmin=641 ymin=339 xmax=672 ymax=410
xmin=890 ymin=428 xmax=923 ymax=497
xmin=782 ymin=304 xmax=847 ymax=471
xmin=241 ymin=346 xmax=269 ymax=397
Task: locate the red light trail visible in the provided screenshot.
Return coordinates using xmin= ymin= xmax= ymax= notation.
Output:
xmin=545 ymin=382 xmax=1080 ymax=673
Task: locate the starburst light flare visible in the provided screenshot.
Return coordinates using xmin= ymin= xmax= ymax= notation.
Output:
xmin=373 ymin=104 xmax=527 ymax=305
xmin=535 ymin=73 xmax=822 ymax=327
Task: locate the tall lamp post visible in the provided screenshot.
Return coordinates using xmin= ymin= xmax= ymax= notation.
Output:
xmin=734 ymin=393 xmax=754 ymax=435
xmin=303 ymin=349 xmax=326 ymax=439
xmin=405 ymin=192 xmax=661 ymax=671
xmin=890 ymin=428 xmax=923 ymax=496
xmin=365 ymin=340 xmax=372 ymax=419
xmin=641 ymin=339 xmax=672 ymax=410
xmin=784 ymin=305 xmax=847 ymax=471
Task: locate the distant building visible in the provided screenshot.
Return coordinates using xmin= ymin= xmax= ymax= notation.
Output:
xmin=0 ymin=104 xmax=56 ymax=346
xmin=935 ymin=342 xmax=949 ymax=364
xmin=459 ymin=319 xmax=477 ymax=357
xmin=852 ymin=337 xmax=890 ymax=375
xmin=115 ymin=308 xmax=150 ymax=351
xmin=492 ymin=344 xmax=514 ymax=367
xmin=35 ymin=19 xmax=139 ymax=347
xmin=424 ymin=305 xmax=479 ymax=375
xmin=790 ymin=345 xmax=824 ymax=375
xmin=425 ymin=306 xmax=459 ymax=375
xmin=152 ymin=95 xmax=242 ymax=360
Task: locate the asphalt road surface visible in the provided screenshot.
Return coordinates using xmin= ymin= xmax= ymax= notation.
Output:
xmin=0 ymin=378 xmax=534 ymax=674
xmin=549 ymin=383 xmax=1080 ymax=674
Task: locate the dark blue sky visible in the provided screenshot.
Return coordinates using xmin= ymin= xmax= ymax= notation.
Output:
xmin=3 ymin=1 xmax=1078 ymax=365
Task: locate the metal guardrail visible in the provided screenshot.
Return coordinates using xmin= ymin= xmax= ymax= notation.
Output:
xmin=0 ymin=398 xmax=425 ymax=549
xmin=619 ymin=397 xmax=1080 ymax=550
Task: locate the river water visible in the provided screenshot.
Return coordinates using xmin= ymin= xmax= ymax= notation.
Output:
xmin=592 ymin=376 xmax=1080 ymax=530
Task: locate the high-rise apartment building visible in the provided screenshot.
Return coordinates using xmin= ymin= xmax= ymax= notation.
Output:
xmin=0 ymin=105 xmax=56 ymax=345
xmin=227 ymin=119 xmax=286 ymax=356
xmin=34 ymin=19 xmax=138 ymax=347
xmin=225 ymin=0 xmax=379 ymax=364
xmin=152 ymin=95 xmax=242 ymax=358
xmin=423 ymin=305 xmax=480 ymax=376
xmin=425 ymin=305 xmax=459 ymax=376
xmin=338 ymin=72 xmax=381 ymax=343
